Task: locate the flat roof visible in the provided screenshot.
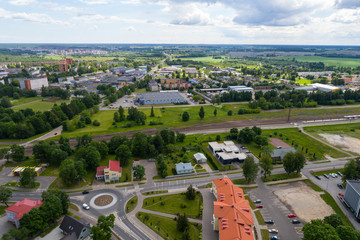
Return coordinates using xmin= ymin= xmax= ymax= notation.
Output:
xmin=137 ymin=92 xmax=185 ymax=101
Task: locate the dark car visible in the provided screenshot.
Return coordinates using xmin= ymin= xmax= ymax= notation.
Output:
xmin=323 ymin=174 xmax=329 ymax=179
xmin=292 ymin=219 xmax=301 ymax=224
xmin=265 ymin=220 xmax=274 ymax=224
xmin=315 ymin=175 xmax=321 ymax=180
xmin=337 ymin=183 xmax=343 ymax=189
xmin=82 ymin=190 xmax=90 ymax=194
xmin=337 ymin=172 xmax=343 ymax=177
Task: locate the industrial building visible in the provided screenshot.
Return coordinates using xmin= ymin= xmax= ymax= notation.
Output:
xmin=136 ymin=91 xmax=185 ymax=105
xmin=212 ymin=178 xmax=254 ymax=240
xmin=227 ymin=86 xmax=254 ymax=92
xmin=209 ymin=141 xmax=247 ymax=164
xmin=294 ymin=83 xmax=340 ymax=92
xmin=344 ymin=180 xmax=360 ymax=220
xmin=19 ymin=77 xmax=49 ymax=90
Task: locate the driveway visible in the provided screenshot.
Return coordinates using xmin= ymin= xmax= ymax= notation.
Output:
xmin=0 ymin=215 xmax=15 ymax=237
xmin=134 ymin=160 xmax=157 ymax=185
xmin=199 ymin=188 xmax=218 ymax=240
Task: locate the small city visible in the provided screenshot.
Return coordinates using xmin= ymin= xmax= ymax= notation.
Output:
xmin=0 ymin=1 xmax=359 ymax=240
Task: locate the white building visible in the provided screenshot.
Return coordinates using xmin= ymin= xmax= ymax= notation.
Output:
xmin=19 ymin=77 xmax=48 ymax=90
xmin=194 ymin=153 xmax=207 ymax=163
xmin=175 ymin=162 xmax=194 ymax=175
xmin=227 ymin=86 xmax=254 ymax=92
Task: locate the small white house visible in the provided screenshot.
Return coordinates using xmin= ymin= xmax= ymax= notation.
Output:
xmin=194 ymin=153 xmax=207 ymax=163
xmin=175 ymin=162 xmax=194 ymax=175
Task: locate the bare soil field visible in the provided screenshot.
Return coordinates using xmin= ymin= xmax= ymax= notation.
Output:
xmin=319 ymin=133 xmax=360 ymax=155
xmin=273 ymin=181 xmax=334 ymax=222
xmin=269 ymin=138 xmax=291 ymax=148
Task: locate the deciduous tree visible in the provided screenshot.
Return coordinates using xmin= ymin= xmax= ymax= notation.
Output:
xmin=133 ymin=165 xmax=145 ymax=180
xmin=242 ymin=156 xmax=259 ymax=184
xmin=0 ymin=186 xmax=12 ymax=206
xmin=91 ymin=214 xmax=115 ymax=240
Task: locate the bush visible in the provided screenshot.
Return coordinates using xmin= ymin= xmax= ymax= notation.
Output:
xmin=227 ymin=110 xmax=233 ymax=116
xmin=92 ymin=120 xmax=100 ymax=126
xmin=238 ymin=108 xmax=246 ymax=115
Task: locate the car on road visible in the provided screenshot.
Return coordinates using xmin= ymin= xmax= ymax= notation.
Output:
xmin=337 ymin=172 xmax=343 ymax=177
xmin=338 ymin=193 xmax=344 ymax=196
xmin=315 ymin=175 xmax=321 ymax=180
xmin=288 ymin=214 xmax=297 ymax=218
xmin=270 ymin=236 xmax=278 ymax=240
xmin=82 ymin=190 xmax=90 ymax=194
xmin=323 ymin=174 xmax=329 ymax=179
xmin=256 ymin=205 xmax=263 ymax=208
xmin=337 ymin=183 xmax=343 ymax=189
xmin=269 ymin=229 xmax=278 ymax=234
xmin=292 ymin=219 xmax=301 ymax=224
xmin=82 ymin=203 xmax=90 ymax=210
xmin=265 ymin=220 xmax=274 ymax=224
xmin=254 ymin=199 xmax=261 ymax=203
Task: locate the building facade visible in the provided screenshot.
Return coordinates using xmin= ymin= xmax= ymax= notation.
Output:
xmin=175 ymin=162 xmax=194 ymax=175
xmin=5 ymin=198 xmax=43 ymax=228
xmin=344 ymin=180 xmax=360 ymax=220
xmin=137 ymin=92 xmax=185 ymax=105
xmin=96 ymin=160 xmax=122 ymax=183
xmin=19 ymin=77 xmax=49 ymax=90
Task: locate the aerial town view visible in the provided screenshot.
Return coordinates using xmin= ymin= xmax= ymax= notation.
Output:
xmin=0 ymin=1 xmax=360 ymax=240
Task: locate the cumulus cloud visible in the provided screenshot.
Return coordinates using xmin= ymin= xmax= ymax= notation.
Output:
xmin=78 ymin=0 xmax=112 ymax=5
xmin=171 ymin=4 xmax=213 ymax=25
xmin=127 ymin=26 xmax=136 ymax=31
xmin=8 ymin=0 xmax=37 ymax=6
xmin=0 ymin=7 xmax=63 ymax=24
xmin=335 ymin=0 xmax=360 ymax=9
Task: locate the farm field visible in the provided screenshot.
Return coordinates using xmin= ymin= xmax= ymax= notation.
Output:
xmin=304 ymin=123 xmax=360 ymax=140
xmin=278 ymin=56 xmax=360 ymax=68
xmin=178 ymin=56 xmax=227 ymax=63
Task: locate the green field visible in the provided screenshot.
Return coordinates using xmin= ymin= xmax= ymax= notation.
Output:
xmin=126 ymin=196 xmax=138 ymax=213
xmin=136 ymin=212 xmax=201 ymax=240
xmin=278 ymin=56 xmax=360 ymax=68
xmin=143 ymin=192 xmax=202 ymax=219
xmin=55 ymin=104 xmax=360 ymax=139
xmin=179 ymin=56 xmax=227 ymax=63
xmin=10 ymin=96 xmax=42 ymax=106
xmin=13 ymin=99 xmax=70 ymax=112
xmin=296 ymin=78 xmax=312 ymax=85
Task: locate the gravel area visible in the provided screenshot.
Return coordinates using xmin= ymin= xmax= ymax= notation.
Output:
xmin=319 ymin=133 xmax=360 ymax=154
xmin=94 ymin=195 xmax=114 ymax=206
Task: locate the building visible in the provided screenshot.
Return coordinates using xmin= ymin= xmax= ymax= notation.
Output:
xmin=271 ymin=147 xmax=296 ymax=161
xmin=294 ymin=83 xmax=340 ymax=92
xmin=96 ymin=160 xmax=122 ymax=183
xmin=5 ymin=198 xmax=42 ymax=228
xmin=209 ymin=141 xmax=247 ymax=164
xmin=59 ymin=215 xmax=91 ymax=240
xmin=149 ymin=80 xmax=159 ymax=91
xmin=194 ymin=153 xmax=207 ymax=164
xmin=19 ymin=77 xmax=49 ymax=90
xmin=212 ymin=178 xmax=254 ymax=240
xmin=227 ymin=86 xmax=254 ymax=92
xmin=12 ymin=166 xmax=43 ymax=176
xmin=175 ymin=162 xmax=194 ymax=175
xmin=185 ymin=67 xmax=198 ymax=75
xmin=344 ymin=180 xmax=360 ymax=220
xmin=59 ymin=60 xmax=68 ymax=72
xmin=136 ymin=92 xmax=185 ymax=105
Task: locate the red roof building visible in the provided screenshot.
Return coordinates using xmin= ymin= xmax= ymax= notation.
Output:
xmin=96 ymin=160 xmax=122 ymax=183
xmin=212 ymin=178 xmax=254 ymax=240
xmin=5 ymin=198 xmax=42 ymax=228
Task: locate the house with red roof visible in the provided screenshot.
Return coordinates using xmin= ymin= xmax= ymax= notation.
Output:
xmin=212 ymin=178 xmax=254 ymax=240
xmin=5 ymin=198 xmax=42 ymax=228
xmin=96 ymin=160 xmax=122 ymax=183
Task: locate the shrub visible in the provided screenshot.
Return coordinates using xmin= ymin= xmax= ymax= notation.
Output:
xmin=92 ymin=120 xmax=100 ymax=126
xmin=227 ymin=110 xmax=233 ymax=116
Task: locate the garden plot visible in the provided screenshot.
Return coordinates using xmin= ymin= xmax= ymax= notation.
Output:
xmin=273 ymin=181 xmax=334 ymax=222
xmin=319 ymin=133 xmax=360 ymax=155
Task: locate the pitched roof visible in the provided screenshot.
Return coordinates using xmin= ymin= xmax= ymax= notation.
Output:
xmin=271 ymin=147 xmax=296 ymax=159
xmin=109 ymin=160 xmax=121 ymax=172
xmin=5 ymin=198 xmax=42 ymax=220
xmin=213 ymin=178 xmax=254 ymax=240
xmin=175 ymin=162 xmax=193 ymax=172
xmin=96 ymin=166 xmax=107 ymax=176
xmin=60 ymin=215 xmax=90 ymax=239
xmin=194 ymin=153 xmax=206 ymax=161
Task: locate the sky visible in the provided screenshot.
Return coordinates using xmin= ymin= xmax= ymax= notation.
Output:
xmin=0 ymin=0 xmax=359 ymax=45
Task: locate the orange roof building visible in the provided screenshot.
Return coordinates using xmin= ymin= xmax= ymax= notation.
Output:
xmin=212 ymin=178 xmax=254 ymax=240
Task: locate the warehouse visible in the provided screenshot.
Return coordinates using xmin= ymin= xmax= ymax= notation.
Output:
xmin=227 ymin=86 xmax=254 ymax=92
xmin=344 ymin=180 xmax=360 ymax=220
xmin=136 ymin=91 xmax=185 ymax=105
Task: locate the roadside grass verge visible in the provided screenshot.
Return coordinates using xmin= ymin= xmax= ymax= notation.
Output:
xmin=69 ymin=203 xmax=79 ymax=211
xmin=245 ymin=196 xmax=257 ymax=210
xmin=261 ymin=172 xmax=301 ymax=182
xmin=301 ymin=179 xmax=323 ymax=192
xmin=115 ymin=184 xmax=134 ymax=188
xmin=254 ymin=210 xmax=265 ymax=225
xmin=261 ymin=229 xmax=270 ymax=240
xmin=320 ymin=192 xmax=352 ymax=227
xmin=233 ymin=178 xmax=255 ymax=185
xmin=310 ymin=168 xmax=344 ymax=176
xmin=142 ymin=190 xmax=168 ymax=196
xmin=143 ymin=192 xmax=203 ymax=219
xmin=126 ymin=196 xmax=138 ymax=213
xmin=4 ymin=181 xmax=40 ymax=189
xmin=136 ymin=212 xmax=201 ymax=240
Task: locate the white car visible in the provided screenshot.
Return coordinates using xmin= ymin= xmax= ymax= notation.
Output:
xmin=82 ymin=203 xmax=90 ymax=210
xmin=269 ymin=229 xmax=279 ymax=234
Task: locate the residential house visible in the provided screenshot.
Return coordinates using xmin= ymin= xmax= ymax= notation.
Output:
xmin=212 ymin=178 xmax=254 ymax=240
xmin=96 ymin=160 xmax=122 ymax=183
xmin=194 ymin=153 xmax=207 ymax=164
xmin=271 ymin=147 xmax=296 ymax=161
xmin=5 ymin=198 xmax=42 ymax=228
xmin=175 ymin=162 xmax=194 ymax=175
xmin=59 ymin=215 xmax=91 ymax=240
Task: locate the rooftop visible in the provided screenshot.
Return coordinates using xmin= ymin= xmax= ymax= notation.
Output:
xmin=175 ymin=162 xmax=193 ymax=171
xmin=6 ymin=198 xmax=42 ymax=220
xmin=137 ymin=92 xmax=185 ymax=101
xmin=109 ymin=160 xmax=121 ymax=172
xmin=271 ymin=147 xmax=296 ymax=159
xmin=60 ymin=215 xmax=90 ymax=239
xmin=347 ymin=180 xmax=360 ymax=195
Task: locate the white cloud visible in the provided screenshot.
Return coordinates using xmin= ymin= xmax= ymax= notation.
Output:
xmin=73 ymin=13 xmax=146 ymax=24
xmin=171 ymin=3 xmax=213 ymax=25
xmin=0 ymin=7 xmax=63 ymax=24
xmin=8 ymin=0 xmax=37 ymax=6
xmin=335 ymin=0 xmax=360 ymax=9
xmin=127 ymin=26 xmax=136 ymax=31
xmin=78 ymin=0 xmax=112 ymax=5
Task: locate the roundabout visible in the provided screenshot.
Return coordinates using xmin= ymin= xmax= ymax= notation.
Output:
xmin=89 ymin=192 xmax=118 ymax=210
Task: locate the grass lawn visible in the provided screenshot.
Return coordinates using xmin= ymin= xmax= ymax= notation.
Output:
xmin=310 ymin=168 xmax=344 ymax=176
xmin=136 ymin=212 xmax=201 ymax=240
xmin=254 ymin=210 xmax=265 ymax=225
xmin=13 ymin=98 xmax=70 ymax=112
xmin=142 ymin=190 xmax=168 ymax=196
xmin=49 ymin=170 xmax=94 ymax=189
xmin=10 ymin=96 xmax=42 ymax=106
xmin=5 ymin=159 xmax=38 ymax=167
xmin=245 ymin=196 xmax=257 ymax=210
xmin=320 ymin=192 xmax=352 ymax=227
xmin=40 ymin=165 xmax=59 ymax=176
xmin=278 ymin=56 xmax=360 ymax=68
xmin=261 ymin=229 xmax=270 ymax=240
xmin=305 ymin=123 xmax=360 ymax=140
xmin=296 ymin=78 xmax=312 ymax=85
xmin=262 ymin=128 xmax=347 ymax=159
xmin=301 ymin=179 xmax=323 ymax=192
xmin=126 ymin=196 xmax=138 ymax=213
xmin=143 ymin=192 xmax=203 ymax=219
xmin=233 ymin=178 xmax=254 ymax=185
xmin=261 ymin=172 xmax=301 ymax=182
xmin=0 ymin=205 xmax=7 ymax=215
xmin=69 ymin=203 xmax=79 ymax=211
xmin=4 ymin=181 xmax=40 ymax=189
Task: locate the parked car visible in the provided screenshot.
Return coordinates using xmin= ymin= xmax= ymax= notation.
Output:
xmin=254 ymin=199 xmax=261 ymax=203
xmin=337 ymin=172 xmax=343 ymax=177
xmin=315 ymin=175 xmax=321 ymax=180
xmin=148 ymin=158 xmax=155 ymax=162
xmin=82 ymin=203 xmax=90 ymax=210
xmin=288 ymin=214 xmax=297 ymax=218
xmin=292 ymin=219 xmax=301 ymax=224
xmin=265 ymin=220 xmax=274 ymax=224
xmin=270 ymin=236 xmax=278 ymax=240
xmin=82 ymin=190 xmax=89 ymax=194
xmin=337 ymin=183 xmax=343 ymax=189
xmin=323 ymin=174 xmax=329 ymax=179
xmin=135 ymin=158 xmax=140 ymax=161
xmin=256 ymin=205 xmax=263 ymax=208
xmin=338 ymin=193 xmax=344 ymax=196
xmin=330 ymin=173 xmax=337 ymax=178
xmin=269 ymin=229 xmax=278 ymax=234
